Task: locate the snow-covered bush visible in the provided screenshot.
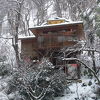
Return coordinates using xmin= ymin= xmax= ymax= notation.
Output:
xmin=7 ymin=58 xmax=69 ymax=100
xmin=0 ymin=56 xmax=12 ymax=77
xmin=0 ymin=64 xmax=12 ymax=77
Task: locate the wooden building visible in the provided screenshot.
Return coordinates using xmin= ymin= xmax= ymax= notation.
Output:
xmin=19 ymin=18 xmax=84 ymax=63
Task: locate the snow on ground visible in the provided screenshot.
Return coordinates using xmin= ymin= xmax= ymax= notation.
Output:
xmin=0 ymin=75 xmax=100 ymax=100
xmin=55 ymin=78 xmax=100 ymax=100
xmin=0 ymin=92 xmax=8 ymax=100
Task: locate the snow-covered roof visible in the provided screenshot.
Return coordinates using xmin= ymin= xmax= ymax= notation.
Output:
xmin=29 ymin=21 xmax=83 ymax=29
xmin=18 ymin=35 xmax=35 ymax=40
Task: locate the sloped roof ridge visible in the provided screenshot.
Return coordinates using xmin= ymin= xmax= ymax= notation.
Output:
xmin=29 ymin=21 xmax=83 ymax=29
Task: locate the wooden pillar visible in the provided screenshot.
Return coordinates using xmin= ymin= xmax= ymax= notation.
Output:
xmin=76 ymin=51 xmax=81 ymax=79
xmin=77 ymin=63 xmax=81 ymax=79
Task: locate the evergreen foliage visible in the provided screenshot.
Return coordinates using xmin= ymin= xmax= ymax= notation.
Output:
xmin=0 ymin=56 xmax=12 ymax=77
xmin=7 ymin=59 xmax=69 ymax=100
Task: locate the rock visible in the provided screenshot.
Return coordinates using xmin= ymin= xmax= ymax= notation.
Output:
xmin=77 ymin=79 xmax=82 ymax=83
xmin=91 ymin=97 xmax=97 ymax=100
xmin=82 ymin=83 xmax=87 ymax=87
xmin=88 ymin=81 xmax=92 ymax=86
xmin=90 ymin=93 xmax=97 ymax=100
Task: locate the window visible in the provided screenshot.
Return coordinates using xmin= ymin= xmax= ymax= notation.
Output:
xmin=58 ymin=36 xmax=78 ymax=42
xmin=58 ymin=36 xmax=67 ymax=42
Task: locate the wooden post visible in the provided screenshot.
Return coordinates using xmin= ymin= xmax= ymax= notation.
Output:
xmin=77 ymin=63 xmax=81 ymax=79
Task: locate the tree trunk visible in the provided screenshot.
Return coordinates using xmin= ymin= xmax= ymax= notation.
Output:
xmin=77 ymin=63 xmax=81 ymax=79
xmin=55 ymin=0 xmax=62 ymax=17
xmin=13 ymin=2 xmax=22 ymax=67
xmin=92 ymin=51 xmax=96 ymax=72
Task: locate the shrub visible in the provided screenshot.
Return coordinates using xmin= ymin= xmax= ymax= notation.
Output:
xmin=0 ymin=64 xmax=12 ymax=76
xmin=7 ymin=58 xmax=69 ymax=100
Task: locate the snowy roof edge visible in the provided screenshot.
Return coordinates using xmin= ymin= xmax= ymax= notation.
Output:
xmin=29 ymin=21 xmax=83 ymax=29
xmin=18 ymin=35 xmax=35 ymax=40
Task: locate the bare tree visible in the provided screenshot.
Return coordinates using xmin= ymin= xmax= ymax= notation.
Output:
xmin=6 ymin=0 xmax=33 ymax=66
xmin=7 ymin=0 xmax=25 ymax=67
xmin=31 ymin=0 xmax=50 ymax=25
